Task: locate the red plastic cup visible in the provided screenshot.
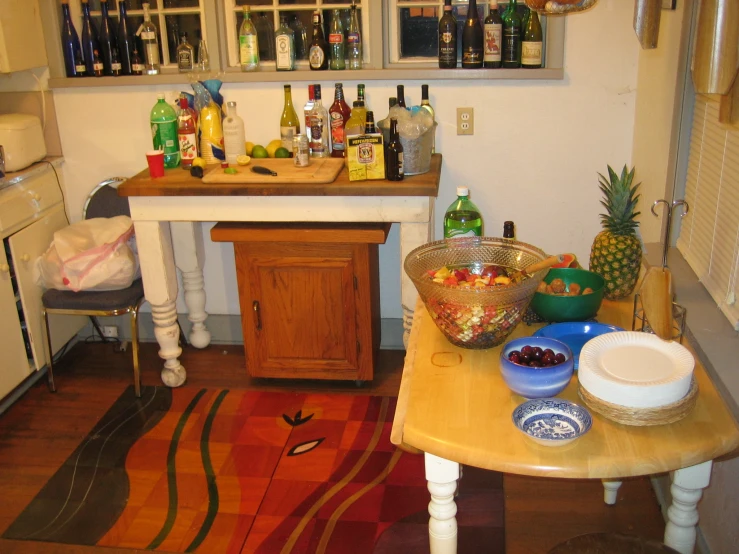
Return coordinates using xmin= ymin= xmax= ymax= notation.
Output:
xmin=146 ymin=150 xmax=165 ymax=178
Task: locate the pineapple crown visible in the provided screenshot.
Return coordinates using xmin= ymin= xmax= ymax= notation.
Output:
xmin=597 ymin=164 xmax=641 ymax=236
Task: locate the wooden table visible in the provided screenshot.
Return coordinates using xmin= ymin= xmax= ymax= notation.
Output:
xmin=391 ymin=295 xmax=739 ymax=554
xmin=118 ymin=155 xmax=441 ymax=387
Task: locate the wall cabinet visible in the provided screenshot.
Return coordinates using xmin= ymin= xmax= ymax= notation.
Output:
xmin=0 ymin=0 xmax=47 ymax=73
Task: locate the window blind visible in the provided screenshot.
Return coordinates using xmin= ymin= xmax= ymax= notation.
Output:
xmin=676 ymin=94 xmax=739 ymax=330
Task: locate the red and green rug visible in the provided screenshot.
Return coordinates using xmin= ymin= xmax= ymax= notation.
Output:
xmin=4 ymin=386 xmax=504 ymax=553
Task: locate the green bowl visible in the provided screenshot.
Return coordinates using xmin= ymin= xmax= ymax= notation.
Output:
xmin=530 ymin=268 xmax=605 ymax=322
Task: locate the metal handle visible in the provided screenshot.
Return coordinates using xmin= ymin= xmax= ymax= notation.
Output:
xmin=0 ymin=264 xmax=9 ymax=272
xmin=20 ymin=254 xmax=30 ymax=262
xmin=252 ymin=300 xmax=262 ymax=330
xmin=651 ymin=199 xmax=690 ymax=268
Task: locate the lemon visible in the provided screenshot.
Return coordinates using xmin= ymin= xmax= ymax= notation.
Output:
xmin=266 ymin=139 xmax=283 ymax=158
xmin=236 ymin=155 xmax=251 ymax=166
xmin=252 ymin=145 xmax=268 ymax=159
xmin=245 ymin=141 xmax=255 ymax=156
xmin=274 ymin=147 xmax=290 ymax=159
xmin=192 ymin=157 xmax=207 ymax=169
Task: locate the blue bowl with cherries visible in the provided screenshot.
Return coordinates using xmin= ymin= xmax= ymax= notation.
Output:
xmin=500 ymin=337 xmax=574 ymax=399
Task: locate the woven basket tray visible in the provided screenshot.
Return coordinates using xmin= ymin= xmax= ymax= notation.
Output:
xmin=577 ymin=377 xmax=698 ymax=426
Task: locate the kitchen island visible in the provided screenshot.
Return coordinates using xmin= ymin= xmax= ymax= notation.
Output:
xmin=118 ymin=155 xmax=441 ymax=386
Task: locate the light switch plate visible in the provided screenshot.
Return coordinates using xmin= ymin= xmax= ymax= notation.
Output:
xmin=457 ymin=107 xmax=474 ymax=135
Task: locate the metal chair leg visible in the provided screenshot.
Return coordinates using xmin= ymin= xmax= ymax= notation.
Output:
xmin=131 ymin=306 xmax=142 ymax=398
xmin=43 ymin=308 xmax=56 ymax=392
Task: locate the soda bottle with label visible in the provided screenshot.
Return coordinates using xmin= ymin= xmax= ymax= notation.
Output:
xmin=444 ymin=186 xmax=483 ymax=238
xmin=150 ymin=94 xmax=180 ymax=168
xmin=329 ymin=83 xmax=351 ymax=158
xmin=177 ymin=97 xmax=197 ymax=168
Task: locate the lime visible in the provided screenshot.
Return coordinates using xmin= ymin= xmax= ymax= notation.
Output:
xmin=224 ymin=167 xmax=238 ymax=175
xmin=252 ymin=145 xmax=268 ymax=159
xmin=236 ymin=155 xmax=251 ymax=166
xmin=274 ymin=147 xmax=290 ymax=159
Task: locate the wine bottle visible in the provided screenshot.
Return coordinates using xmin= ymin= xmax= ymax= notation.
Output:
xmin=275 ymin=15 xmax=296 ymax=71
xmin=98 ymin=0 xmax=118 ymax=76
xmin=138 ymin=3 xmax=160 ymax=75
xmin=309 ymin=85 xmax=330 ymax=158
xmin=396 ymin=84 xmax=406 ymax=108
xmin=483 ymin=0 xmax=503 ymax=69
xmin=117 ymin=0 xmax=134 ymax=75
xmin=92 ymin=49 xmax=104 ymax=77
xmin=80 ymin=0 xmax=100 ymax=77
xmin=60 ymin=0 xmax=83 ymax=77
xmin=386 ymin=117 xmax=404 ymax=182
xmin=420 ymin=84 xmax=435 ymax=153
xmin=462 ymin=0 xmax=483 ymax=69
xmin=388 ymin=97 xmax=398 ymax=109
xmin=503 ymin=220 xmax=515 ymax=239
xmin=131 ymin=47 xmax=144 ymax=75
xmin=347 ymin=1 xmax=362 ymax=69
xmin=239 ymin=6 xmax=259 ymax=71
xmin=309 ymin=11 xmax=329 ymax=70
xmin=354 ymin=83 xmax=367 ymax=126
xmin=502 ymin=0 xmax=522 ymax=68
xmin=438 ymin=0 xmax=457 ymax=69
xmin=521 ymin=8 xmax=543 ymax=69
xmin=328 ymin=9 xmax=345 ymax=70
xmin=444 ymin=187 xmax=483 ymax=238
xmin=329 ymin=83 xmax=351 ymax=158
xmin=280 ymin=85 xmax=300 ymax=155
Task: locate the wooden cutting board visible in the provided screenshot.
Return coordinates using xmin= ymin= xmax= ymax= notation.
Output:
xmin=202 ymin=158 xmax=345 ymax=184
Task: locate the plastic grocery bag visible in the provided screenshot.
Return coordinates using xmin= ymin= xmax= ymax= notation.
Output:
xmin=36 ymin=215 xmax=140 ymax=292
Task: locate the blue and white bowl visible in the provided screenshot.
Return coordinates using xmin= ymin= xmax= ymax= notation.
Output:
xmin=500 ymin=337 xmax=574 ymax=399
xmin=512 ymin=398 xmax=592 ymax=447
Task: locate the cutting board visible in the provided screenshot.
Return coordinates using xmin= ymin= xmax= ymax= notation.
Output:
xmin=202 ymin=158 xmax=345 ymax=184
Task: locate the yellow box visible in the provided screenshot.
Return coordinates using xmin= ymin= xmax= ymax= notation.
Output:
xmin=347 ymin=133 xmax=385 ymax=181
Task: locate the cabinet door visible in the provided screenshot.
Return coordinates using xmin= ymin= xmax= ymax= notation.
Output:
xmin=237 ymin=242 xmax=360 ymax=380
xmin=9 ymin=205 xmax=85 ymax=370
xmin=0 ymin=0 xmax=47 ymax=73
xmin=0 ymin=245 xmax=33 ymax=398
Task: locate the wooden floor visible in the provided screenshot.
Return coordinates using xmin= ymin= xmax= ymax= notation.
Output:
xmin=0 ymin=339 xmax=667 ymax=553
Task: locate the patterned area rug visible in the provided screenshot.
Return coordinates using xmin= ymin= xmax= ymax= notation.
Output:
xmin=4 ymin=386 xmax=504 ymax=553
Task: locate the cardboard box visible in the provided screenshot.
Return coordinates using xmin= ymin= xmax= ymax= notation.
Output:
xmin=346 ymin=133 xmax=385 ymax=181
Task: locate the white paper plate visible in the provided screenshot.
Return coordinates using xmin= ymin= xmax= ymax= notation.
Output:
xmin=578 ymin=331 xmax=695 ymax=408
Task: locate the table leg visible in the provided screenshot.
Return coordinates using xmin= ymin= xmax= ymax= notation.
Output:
xmin=171 ymin=222 xmax=211 ymax=349
xmin=602 ymin=479 xmax=622 ymax=505
xmin=134 ymin=221 xmax=186 ymax=387
xmin=664 ymin=460 xmax=712 ymax=554
xmin=400 ymin=219 xmax=434 ymax=348
xmin=425 ymin=452 xmax=459 ymax=554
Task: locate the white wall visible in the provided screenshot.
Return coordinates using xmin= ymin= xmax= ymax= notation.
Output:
xmin=50 ymin=0 xmax=639 ymax=319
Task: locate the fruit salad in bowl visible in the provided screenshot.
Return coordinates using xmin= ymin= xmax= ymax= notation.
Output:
xmin=404 ymin=237 xmax=549 ymax=349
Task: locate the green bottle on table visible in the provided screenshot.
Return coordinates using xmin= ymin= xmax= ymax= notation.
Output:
xmin=444 ymin=186 xmax=483 ymax=238
xmin=150 ymin=94 xmax=180 ymax=169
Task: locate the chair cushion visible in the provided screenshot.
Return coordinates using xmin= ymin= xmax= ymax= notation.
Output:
xmin=42 ymin=279 xmax=145 ymax=311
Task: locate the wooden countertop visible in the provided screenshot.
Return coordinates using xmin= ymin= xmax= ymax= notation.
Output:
xmin=391 ymin=295 xmax=739 ymax=479
xmin=118 ymin=154 xmax=442 ymax=198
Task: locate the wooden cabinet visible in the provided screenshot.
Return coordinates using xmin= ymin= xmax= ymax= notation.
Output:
xmin=0 ymin=0 xmax=47 ymax=73
xmin=212 ymin=222 xmax=390 ymax=382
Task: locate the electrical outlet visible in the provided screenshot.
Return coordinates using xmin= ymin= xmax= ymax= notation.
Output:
xmin=457 ymin=107 xmax=474 ymax=135
xmin=102 ymin=325 xmax=119 ymax=338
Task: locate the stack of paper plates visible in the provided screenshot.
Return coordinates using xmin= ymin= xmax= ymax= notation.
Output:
xmin=578 ymin=332 xmax=694 ymax=409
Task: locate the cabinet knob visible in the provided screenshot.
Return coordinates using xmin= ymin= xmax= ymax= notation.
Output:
xmin=252 ymin=301 xmax=262 ymax=330
xmin=20 ymin=254 xmax=31 ymax=262
xmin=0 ymin=264 xmax=9 ymax=272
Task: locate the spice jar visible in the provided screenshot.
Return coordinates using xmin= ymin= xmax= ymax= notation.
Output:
xmin=293 ymin=134 xmax=310 ymax=167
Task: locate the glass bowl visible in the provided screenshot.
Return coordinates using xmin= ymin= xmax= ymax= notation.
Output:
xmin=404 ymin=237 xmax=548 ymax=349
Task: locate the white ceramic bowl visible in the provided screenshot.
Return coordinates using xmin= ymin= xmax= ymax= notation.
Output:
xmin=512 ymin=398 xmax=592 ymax=447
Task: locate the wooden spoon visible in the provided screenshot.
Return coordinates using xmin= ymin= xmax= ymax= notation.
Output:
xmin=640 ymin=267 xmax=673 ymax=340
xmin=510 ymin=254 xmax=565 ymax=284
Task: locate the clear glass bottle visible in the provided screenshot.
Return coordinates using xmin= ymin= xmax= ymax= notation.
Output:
xmin=347 ymin=1 xmax=362 ymax=70
xmin=309 ymin=84 xmax=330 ymax=158
xmin=483 ymin=0 xmax=503 ymax=69
xmin=275 ymin=15 xmax=296 ymax=71
xmin=254 ymin=12 xmax=275 ymax=61
xmin=328 ymin=9 xmax=345 ymax=70
xmin=386 ymin=117 xmax=404 ymax=181
xmin=139 ymin=3 xmax=160 ymax=75
xmin=280 ymin=85 xmax=301 ymax=154
xmin=60 ymin=0 xmax=83 ymax=77
xmin=444 ymin=186 xmax=483 ymax=238
xmin=329 ymin=83 xmax=351 ymax=158
xmin=177 ymin=97 xmax=197 ymax=169
xmin=197 ymin=34 xmax=210 ymax=71
xmin=80 ymin=0 xmax=100 ymax=77
xmin=150 ymin=94 xmax=180 ymax=168
xmin=304 ymin=84 xmax=315 ymax=146
xmin=289 ymin=14 xmax=308 ymax=60
xmin=309 ymin=11 xmax=329 ymax=70
xmin=177 ymin=32 xmax=194 ymax=73
xmin=117 ymin=0 xmax=134 ymax=75
xmin=239 ymin=6 xmax=259 ymax=72
xmin=223 ymin=101 xmax=247 ymax=165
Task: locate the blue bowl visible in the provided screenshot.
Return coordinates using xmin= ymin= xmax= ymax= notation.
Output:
xmin=533 ymin=322 xmax=624 ymax=370
xmin=500 ymin=337 xmax=574 ymax=399
xmin=512 ymin=398 xmax=592 ymax=447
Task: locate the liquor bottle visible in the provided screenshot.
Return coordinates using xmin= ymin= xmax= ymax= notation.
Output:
xmin=420 ymin=84 xmax=435 ymax=153
xmin=354 ymin=84 xmax=367 ymax=126
xmin=139 ymin=3 xmax=160 ymax=75
xmin=347 ymin=1 xmax=362 ymax=69
xmin=117 ymin=0 xmax=134 ymax=75
xmin=438 ymin=0 xmax=457 ymax=69
xmin=364 ymin=111 xmax=376 ymax=133
xmin=197 ymin=35 xmax=210 ymax=71
xmin=304 ymin=84 xmax=315 ymax=145
xmin=502 ymin=0 xmax=522 ymax=68
xmin=74 ymin=51 xmax=87 ymax=77
xmin=309 ymin=11 xmax=329 ymax=70
xmin=386 ymin=117 xmax=404 ymax=181
xmin=483 ymin=0 xmax=503 ymax=68
xmin=150 ymin=94 xmax=180 ymax=168
xmin=177 ymin=33 xmax=194 ymax=73
xmin=289 ymin=15 xmax=308 ymax=60
xmin=280 ymin=85 xmax=300 ymax=154
xmin=223 ymin=101 xmax=247 ymax=165
xmin=329 ymin=83 xmax=351 ymax=158
xmin=462 ymin=0 xmax=483 ymax=69
xmin=80 ymin=0 xmax=100 ymax=77
xmin=239 ymin=6 xmax=259 ymax=71
xmin=396 ymin=85 xmax=406 ymax=108
xmin=131 ymin=47 xmax=144 ymax=75
xmin=254 ymin=12 xmax=275 ymax=62
xmin=388 ymin=97 xmax=398 ymax=109
xmin=92 ymin=49 xmax=104 ymax=77
xmin=275 ymin=15 xmax=296 ymax=71
xmin=444 ymin=186 xmax=483 ymax=238
xmin=309 ymin=85 xmax=330 ymax=158
xmin=344 ymin=101 xmax=364 ymax=141
xmin=521 ymin=8 xmax=542 ymax=69
xmin=503 ymin=220 xmax=515 ymax=239
xmin=98 ymin=0 xmax=117 ymax=76
xmin=177 ymin=97 xmax=197 ymax=169
xmin=328 ymin=9 xmax=345 ymax=70
xmin=60 ymin=0 xmax=83 ymax=77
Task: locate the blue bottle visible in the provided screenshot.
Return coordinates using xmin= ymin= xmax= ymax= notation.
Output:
xmin=117 ymin=0 xmax=134 ymax=75
xmin=60 ymin=0 xmax=83 ymax=77
xmin=98 ymin=0 xmax=119 ymax=76
xmin=80 ymin=0 xmax=100 ymax=76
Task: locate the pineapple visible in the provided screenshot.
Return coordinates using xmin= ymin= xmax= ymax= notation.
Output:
xmin=589 ymin=165 xmax=642 ymax=300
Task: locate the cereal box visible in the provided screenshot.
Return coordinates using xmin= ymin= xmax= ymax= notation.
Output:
xmin=346 ymin=132 xmax=386 ymax=181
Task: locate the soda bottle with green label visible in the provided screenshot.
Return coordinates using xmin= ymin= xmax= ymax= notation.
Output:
xmin=444 ymin=186 xmax=483 ymax=238
xmin=150 ymin=94 xmax=180 ymax=168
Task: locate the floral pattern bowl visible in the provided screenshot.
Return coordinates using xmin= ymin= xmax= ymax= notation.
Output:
xmin=512 ymin=398 xmax=592 ymax=447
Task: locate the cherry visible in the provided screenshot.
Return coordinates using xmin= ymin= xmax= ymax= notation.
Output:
xmin=541 ymin=352 xmax=555 ymax=365
xmin=554 ymin=353 xmax=566 ymax=364
xmin=529 ymin=360 xmax=542 ymax=368
xmin=509 ymin=352 xmax=521 ymax=364
xmin=543 ymin=348 xmax=554 ymax=358
xmin=521 ymin=345 xmax=533 ymax=355
xmin=520 ymin=352 xmax=531 ymax=363
xmin=531 ymin=347 xmax=543 ymax=360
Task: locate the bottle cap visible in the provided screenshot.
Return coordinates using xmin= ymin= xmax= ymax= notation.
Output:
xmin=157 ymin=93 xmax=165 ymax=100
xmin=227 ymin=101 xmax=236 ymax=107
xmin=456 ymin=186 xmax=469 ymax=197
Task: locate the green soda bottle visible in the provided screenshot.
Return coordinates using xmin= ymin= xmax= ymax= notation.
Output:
xmin=150 ymin=94 xmax=180 ymax=168
xmin=444 ymin=186 xmax=483 ymax=238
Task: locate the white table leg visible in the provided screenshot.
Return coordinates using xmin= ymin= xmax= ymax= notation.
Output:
xmin=400 ymin=216 xmax=435 ymax=348
xmin=171 ymin=221 xmax=211 ymax=349
xmin=664 ymin=461 xmax=712 ymax=554
xmin=602 ymin=479 xmax=622 ymax=505
xmin=134 ymin=221 xmax=186 ymax=387
xmin=425 ymin=452 xmax=458 ymax=554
